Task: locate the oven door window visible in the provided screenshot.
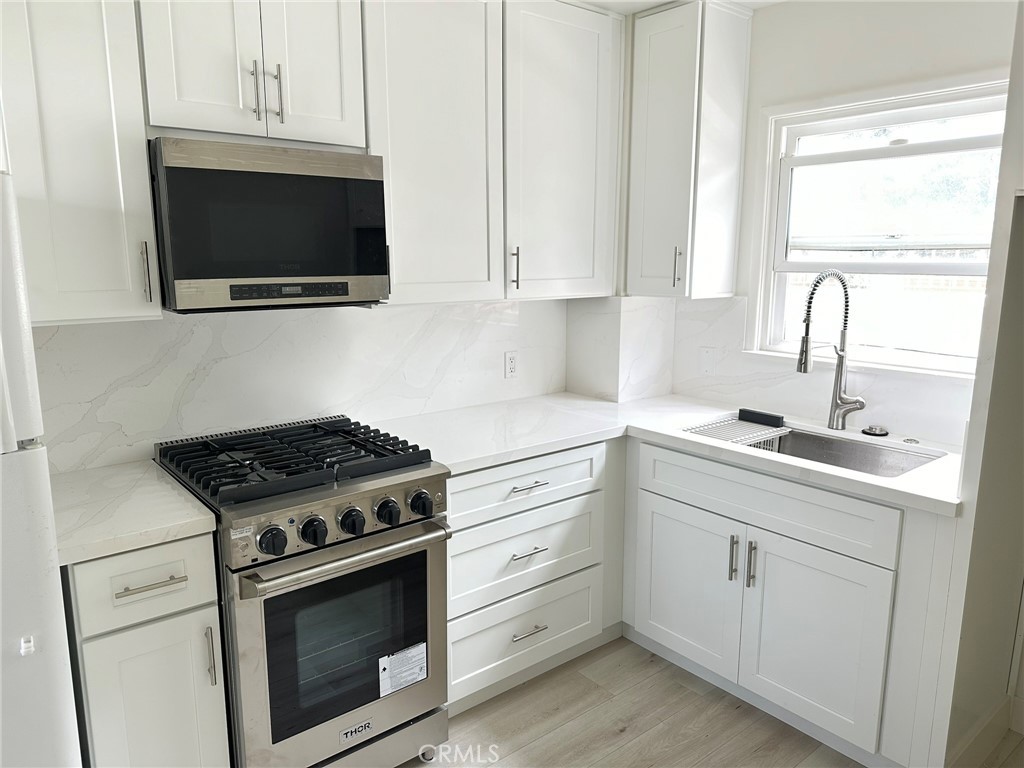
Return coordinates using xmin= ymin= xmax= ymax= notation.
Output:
xmin=263 ymin=552 xmax=427 ymax=744
xmin=161 ymin=166 xmax=387 ymax=279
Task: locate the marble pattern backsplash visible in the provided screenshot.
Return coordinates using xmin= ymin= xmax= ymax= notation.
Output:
xmin=672 ymin=297 xmax=975 ymax=448
xmin=34 ymin=301 xmax=567 ymax=473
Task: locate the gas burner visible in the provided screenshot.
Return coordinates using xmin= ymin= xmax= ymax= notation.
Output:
xmin=156 ymin=416 xmax=432 ymax=509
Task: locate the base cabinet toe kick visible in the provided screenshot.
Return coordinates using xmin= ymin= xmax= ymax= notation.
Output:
xmin=625 ymin=441 xmax=958 ymax=768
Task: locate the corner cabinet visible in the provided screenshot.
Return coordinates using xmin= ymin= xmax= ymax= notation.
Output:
xmin=626 ymin=1 xmax=750 ymax=298
xmin=138 ymin=0 xmax=365 ymax=147
xmin=364 ymin=0 xmax=505 ymax=304
xmin=505 ymin=1 xmax=621 ymax=300
xmin=1 ymin=0 xmax=161 ymax=324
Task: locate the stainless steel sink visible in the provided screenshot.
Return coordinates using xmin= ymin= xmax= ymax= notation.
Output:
xmin=775 ymin=428 xmax=942 ymax=477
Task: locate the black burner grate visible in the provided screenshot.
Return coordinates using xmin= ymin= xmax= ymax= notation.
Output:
xmin=156 ymin=416 xmax=431 ymax=507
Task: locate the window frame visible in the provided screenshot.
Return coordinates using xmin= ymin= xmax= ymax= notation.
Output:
xmin=758 ymin=82 xmax=1008 ymax=372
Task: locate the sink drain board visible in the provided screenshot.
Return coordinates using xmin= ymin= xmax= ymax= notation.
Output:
xmin=684 ymin=417 xmax=791 ymax=452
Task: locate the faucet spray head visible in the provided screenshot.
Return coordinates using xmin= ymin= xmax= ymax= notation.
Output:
xmin=797 ymin=334 xmax=813 ymax=373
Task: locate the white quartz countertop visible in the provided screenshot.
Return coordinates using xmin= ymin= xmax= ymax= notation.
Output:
xmin=377 ymin=393 xmax=962 ymax=517
xmin=51 ymin=459 xmax=214 ymax=566
xmin=51 ymin=392 xmax=962 ymax=565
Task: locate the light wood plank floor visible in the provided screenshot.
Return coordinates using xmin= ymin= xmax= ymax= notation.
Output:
xmin=410 ymin=639 xmax=863 ymax=768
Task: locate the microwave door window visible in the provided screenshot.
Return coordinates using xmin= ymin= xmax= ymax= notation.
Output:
xmin=162 ymin=166 xmax=387 ymax=280
xmin=263 ymin=552 xmax=427 ymax=744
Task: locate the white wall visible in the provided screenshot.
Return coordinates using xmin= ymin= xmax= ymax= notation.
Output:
xmin=33 ymin=301 xmax=567 ymax=472
xmin=672 ymin=0 xmax=1018 ymax=447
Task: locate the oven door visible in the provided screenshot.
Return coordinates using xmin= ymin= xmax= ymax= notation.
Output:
xmin=226 ymin=519 xmax=449 ymax=768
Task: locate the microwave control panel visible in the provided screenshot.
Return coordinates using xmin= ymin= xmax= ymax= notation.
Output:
xmin=229 ymin=282 xmax=350 ymax=301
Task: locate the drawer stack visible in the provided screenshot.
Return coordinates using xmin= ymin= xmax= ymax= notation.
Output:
xmin=445 ymin=443 xmax=607 ymax=704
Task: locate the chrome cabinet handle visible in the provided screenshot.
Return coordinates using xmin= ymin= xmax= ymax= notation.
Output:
xmin=140 ymin=241 xmax=152 ymax=302
xmin=745 ymin=541 xmax=757 ymax=588
xmin=510 ymin=480 xmax=549 ymax=494
xmin=250 ymin=60 xmax=261 ymax=121
xmin=511 ymin=246 xmax=520 ymax=289
xmin=204 ymin=626 xmax=217 ymax=687
xmin=728 ymin=535 xmax=738 ymax=581
xmin=672 ymin=246 xmax=683 ymax=286
xmin=114 ymin=573 xmax=188 ymax=600
xmin=273 ymin=64 xmax=284 ymax=124
xmin=511 ymin=624 xmax=548 ymax=643
xmin=511 ymin=546 xmax=549 ymax=562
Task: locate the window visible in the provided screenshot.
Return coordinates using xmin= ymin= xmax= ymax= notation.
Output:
xmin=762 ymin=85 xmax=1006 ymax=374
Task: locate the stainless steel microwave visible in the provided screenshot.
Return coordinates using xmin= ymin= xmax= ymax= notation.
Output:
xmin=149 ymin=137 xmax=389 ymax=312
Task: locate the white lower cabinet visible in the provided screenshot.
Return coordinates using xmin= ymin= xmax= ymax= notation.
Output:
xmin=82 ymin=605 xmax=229 ymax=768
xmin=635 ymin=491 xmax=744 ymax=680
xmin=634 ymin=488 xmax=894 ymax=753
xmin=448 ymin=567 xmax=603 ymax=703
xmin=739 ymin=528 xmax=894 ymax=752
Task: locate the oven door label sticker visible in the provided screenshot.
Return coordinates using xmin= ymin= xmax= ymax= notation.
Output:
xmin=379 ymin=642 xmax=427 ymax=697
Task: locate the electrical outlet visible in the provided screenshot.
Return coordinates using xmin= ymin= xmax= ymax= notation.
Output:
xmin=699 ymin=346 xmax=717 ymax=376
xmin=504 ymin=351 xmax=518 ymax=379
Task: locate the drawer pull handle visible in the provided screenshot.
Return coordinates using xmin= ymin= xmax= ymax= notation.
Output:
xmin=510 ymin=480 xmax=549 ymax=494
xmin=114 ymin=574 xmax=189 ymax=600
xmin=511 ymin=624 xmax=549 ymax=643
xmin=728 ymin=535 xmax=738 ymax=581
xmin=511 ymin=546 xmax=549 ymax=562
xmin=745 ymin=542 xmax=757 ymax=588
xmin=205 ymin=626 xmax=217 ymax=687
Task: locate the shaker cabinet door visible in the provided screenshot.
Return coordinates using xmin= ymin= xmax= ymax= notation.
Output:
xmin=738 ymin=528 xmax=894 ymax=753
xmin=138 ymin=0 xmax=266 ymax=136
xmin=504 ymin=1 xmax=619 ymax=300
xmin=82 ymin=606 xmax=229 ymax=768
xmin=260 ymin=0 xmax=366 ymax=146
xmin=1 ymin=0 xmax=161 ymax=324
xmin=365 ymin=0 xmax=504 ymax=303
xmin=634 ymin=490 xmax=745 ymax=681
xmin=626 ymin=3 xmax=700 ymax=297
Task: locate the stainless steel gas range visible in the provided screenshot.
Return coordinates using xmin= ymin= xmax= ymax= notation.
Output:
xmin=156 ymin=417 xmax=450 ymax=768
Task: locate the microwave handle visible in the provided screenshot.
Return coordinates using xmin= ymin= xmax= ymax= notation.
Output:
xmin=238 ymin=520 xmax=451 ymax=599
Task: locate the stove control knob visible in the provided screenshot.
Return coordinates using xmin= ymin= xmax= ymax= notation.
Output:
xmin=409 ymin=490 xmax=434 ymax=519
xmin=257 ymin=526 xmax=288 ymax=556
xmin=299 ymin=516 xmax=329 ymax=547
xmin=338 ymin=508 xmax=366 ymax=536
xmin=375 ymin=498 xmax=402 ymax=527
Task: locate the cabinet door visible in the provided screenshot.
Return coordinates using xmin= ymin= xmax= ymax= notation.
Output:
xmin=738 ymin=528 xmax=894 ymax=752
xmin=1 ymin=0 xmax=161 ymax=324
xmin=634 ymin=490 xmax=744 ymax=681
xmin=505 ymin=1 xmax=620 ymax=300
xmin=260 ymin=0 xmax=366 ymax=146
xmin=138 ymin=0 xmax=265 ymax=136
xmin=626 ymin=3 xmax=700 ymax=298
xmin=688 ymin=2 xmax=749 ymax=299
xmin=82 ymin=605 xmax=229 ymax=768
xmin=365 ymin=0 xmax=504 ymax=303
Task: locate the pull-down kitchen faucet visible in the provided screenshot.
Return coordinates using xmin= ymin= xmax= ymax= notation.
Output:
xmin=796 ymin=269 xmax=866 ymax=430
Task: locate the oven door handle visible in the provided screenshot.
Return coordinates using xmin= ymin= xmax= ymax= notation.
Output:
xmin=238 ymin=520 xmax=452 ymax=599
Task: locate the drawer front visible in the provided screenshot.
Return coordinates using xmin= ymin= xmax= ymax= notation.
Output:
xmin=638 ymin=444 xmax=901 ymax=568
xmin=449 ymin=492 xmax=604 ymax=618
xmin=73 ymin=535 xmax=218 ymax=639
xmin=447 ymin=566 xmax=603 ymax=703
xmin=447 ymin=443 xmax=606 ymax=530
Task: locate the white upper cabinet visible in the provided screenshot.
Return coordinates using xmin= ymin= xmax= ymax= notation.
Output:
xmin=139 ymin=0 xmax=365 ymax=147
xmin=627 ymin=1 xmax=750 ymax=299
xmin=365 ymin=0 xmax=505 ymax=303
xmin=260 ymin=0 xmax=365 ymax=145
xmin=1 ymin=0 xmax=161 ymax=324
xmin=505 ymin=1 xmax=621 ymax=300
xmin=136 ymin=0 xmax=265 ymax=137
